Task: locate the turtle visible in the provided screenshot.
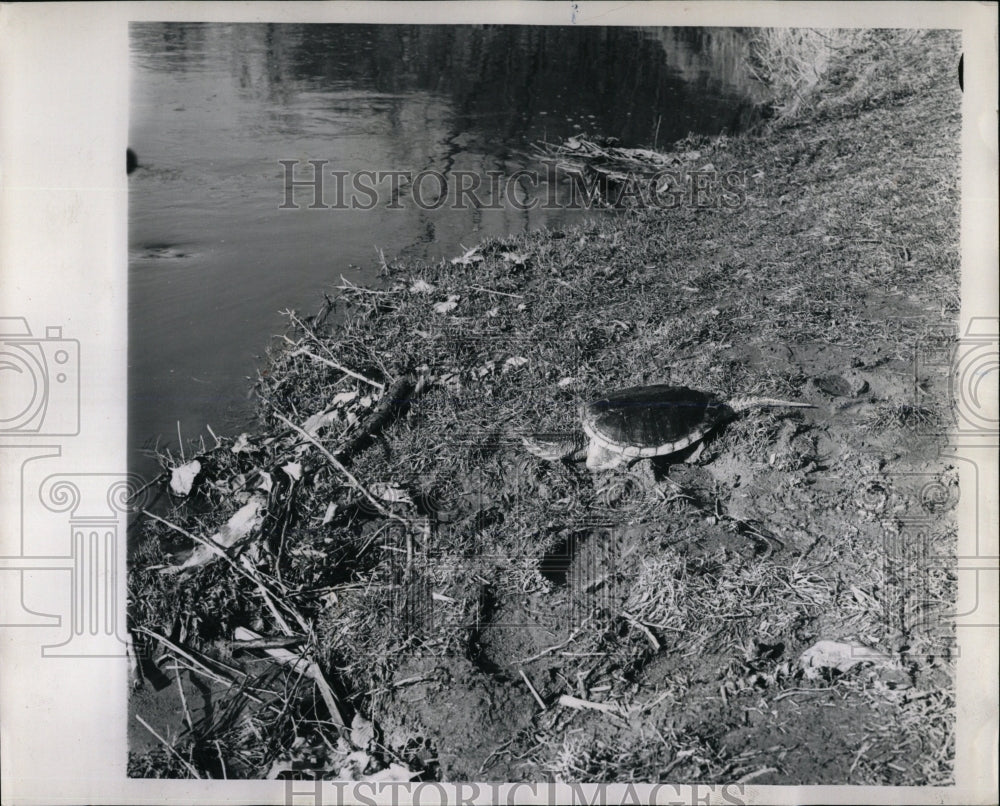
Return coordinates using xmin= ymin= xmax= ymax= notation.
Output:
xmin=522 ymin=384 xmax=815 ymax=471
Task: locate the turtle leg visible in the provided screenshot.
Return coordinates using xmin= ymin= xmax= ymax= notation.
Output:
xmin=586 ymin=442 xmax=627 ymax=472
xmin=684 ymin=441 xmax=706 ymax=464
xmin=633 ymin=458 xmax=658 ymax=490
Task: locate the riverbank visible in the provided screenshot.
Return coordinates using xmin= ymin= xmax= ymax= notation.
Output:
xmin=129 ymin=29 xmax=961 ymax=783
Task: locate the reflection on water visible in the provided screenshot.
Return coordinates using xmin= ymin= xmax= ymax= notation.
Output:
xmin=129 ymin=23 xmax=763 ymax=480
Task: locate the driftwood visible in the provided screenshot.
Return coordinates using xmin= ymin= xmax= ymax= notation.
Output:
xmin=335 ymin=373 xmax=425 ymax=462
xmin=250 ymin=371 xmax=426 ymax=501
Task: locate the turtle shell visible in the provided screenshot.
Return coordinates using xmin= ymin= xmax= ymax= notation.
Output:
xmin=581 ymin=384 xmax=734 ymax=458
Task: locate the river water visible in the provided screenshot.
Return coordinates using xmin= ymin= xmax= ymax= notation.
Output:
xmin=129 ymin=23 xmax=763 ymax=480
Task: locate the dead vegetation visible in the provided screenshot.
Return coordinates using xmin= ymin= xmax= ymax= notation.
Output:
xmin=128 ymin=29 xmax=961 ymax=783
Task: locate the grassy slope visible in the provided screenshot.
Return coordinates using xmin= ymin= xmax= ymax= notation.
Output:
xmin=129 ymin=30 xmax=961 ymax=784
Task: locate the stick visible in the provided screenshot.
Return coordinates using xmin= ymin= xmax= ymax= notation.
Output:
xmin=289 ymin=348 xmax=384 ymax=391
xmin=214 ymin=740 xmax=228 ymax=780
xmin=238 ymin=554 xmax=311 ymax=635
xmin=469 ymin=285 xmax=524 ymax=299
xmin=557 ymin=694 xmax=621 ymax=715
xmin=234 ymin=626 xmax=347 ymax=728
xmin=621 ymin=611 xmax=661 ymax=651
xmin=311 ymin=293 xmax=335 ymax=331
xmin=135 ymin=715 xmax=202 ymax=778
xmin=737 ymin=767 xmax=779 ymax=784
xmin=175 ymin=667 xmax=194 ymax=732
xmin=519 ymin=621 xmax=590 ymax=664
xmin=229 ymin=635 xmax=303 ymax=650
xmin=283 ymin=307 xmax=386 ymax=389
xmin=519 ymin=670 xmax=546 ymax=710
xmin=247 ymin=565 xmax=294 ymax=635
xmin=205 ymin=423 xmax=222 ymax=449
xmin=136 ymin=628 xmax=242 ymax=685
xmin=142 ymin=509 xmax=247 ymax=577
xmin=268 ymin=409 xmax=413 ymax=530
xmin=141 ymin=512 xmax=308 ymax=638
xmin=164 ymin=657 xmax=281 ymax=713
xmin=773 ymin=686 xmax=836 ymax=701
xmin=126 ymin=471 xmax=169 ymax=505
xmin=336 ymin=275 xmax=389 ymax=295
xmin=390 ymin=674 xmax=432 ymax=688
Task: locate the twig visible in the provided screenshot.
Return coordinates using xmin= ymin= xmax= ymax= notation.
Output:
xmin=268 ymin=408 xmax=413 ymax=530
xmin=478 ymin=737 xmax=517 ymax=775
xmin=214 ymin=740 xmax=228 ymax=779
xmin=245 ymin=562 xmax=295 ymax=635
xmin=141 ymin=510 xmax=309 ymax=636
xmin=630 ymin=688 xmax=675 ymax=715
xmin=558 ymin=694 xmax=621 ymax=715
xmin=163 ymin=656 xmax=282 ymax=712
xmin=175 ymin=667 xmax=194 ymax=732
xmin=205 ymin=423 xmax=222 ymax=449
xmin=311 ymin=293 xmax=335 ymax=331
xmin=520 ymin=620 xmax=590 ymax=664
xmin=737 ymin=767 xmax=778 ymax=784
xmin=137 ymin=628 xmax=242 ymax=684
xmin=336 ymin=275 xmax=389 ymax=295
xmin=177 ymin=421 xmax=185 ymax=460
xmin=240 ymin=555 xmax=311 ymax=634
xmin=774 ymin=686 xmax=836 ymax=701
xmin=274 ymin=479 xmax=297 ymax=584
xmin=284 ymin=305 xmax=386 ymax=383
xmin=519 ymin=670 xmax=547 ymax=710
xmin=229 ymin=635 xmax=304 ymax=650
xmin=126 ymin=471 xmax=169 ymax=505
xmin=391 ymin=674 xmax=432 ymax=688
xmin=288 ymin=348 xmax=384 ymax=391
xmin=621 ymin=611 xmax=661 ymax=651
xmin=234 ymin=626 xmax=347 ymax=728
xmin=135 ymin=715 xmax=202 ymax=778
xmin=142 ymin=509 xmax=245 ymax=576
xmin=469 ymin=285 xmax=524 ymax=299
xmin=850 ymin=740 xmax=873 ymax=775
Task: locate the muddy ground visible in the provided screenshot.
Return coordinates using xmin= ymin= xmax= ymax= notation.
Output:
xmin=128 ymin=30 xmax=961 ymax=785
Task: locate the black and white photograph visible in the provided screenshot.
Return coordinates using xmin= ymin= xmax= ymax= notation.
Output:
xmin=1 ymin=3 xmax=997 ymax=805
